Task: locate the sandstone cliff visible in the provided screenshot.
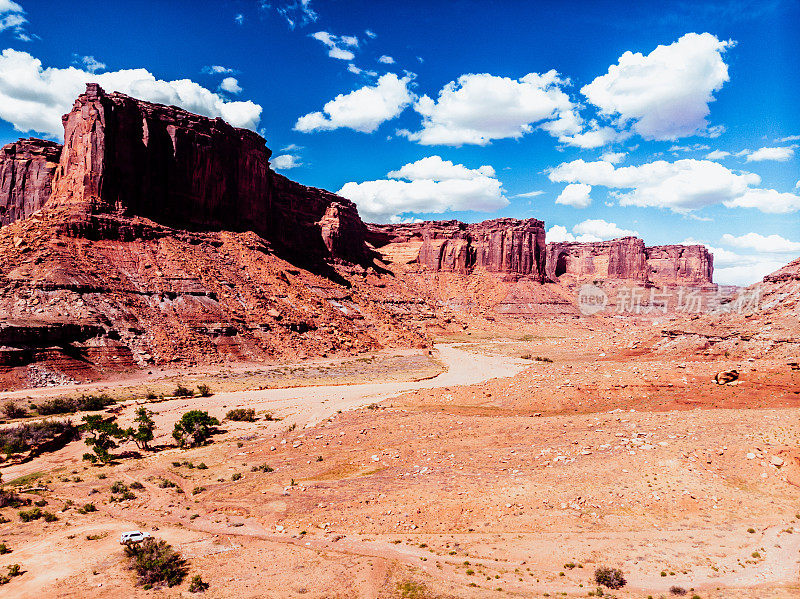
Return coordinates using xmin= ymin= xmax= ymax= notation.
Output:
xmin=0 ymin=138 xmax=62 ymax=227
xmin=367 ymin=218 xmax=547 ymax=280
xmin=546 ymin=238 xmax=714 ymax=286
xmin=49 ymin=83 xmax=372 ymax=267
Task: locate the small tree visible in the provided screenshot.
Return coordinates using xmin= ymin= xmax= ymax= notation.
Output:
xmin=82 ymin=414 xmax=127 ymax=463
xmin=129 ymin=407 xmax=156 ymax=451
xmin=172 ymin=411 xmax=219 ymax=448
xmin=124 ymin=537 xmax=187 ymax=587
xmin=595 ymin=566 xmax=626 ymax=589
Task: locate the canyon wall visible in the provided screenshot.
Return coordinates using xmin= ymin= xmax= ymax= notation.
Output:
xmin=0 ymin=138 xmax=62 ymax=227
xmin=367 ymin=218 xmax=547 ymax=280
xmin=49 ymin=83 xmax=371 ymax=266
xmin=546 ymin=238 xmax=714 ymax=286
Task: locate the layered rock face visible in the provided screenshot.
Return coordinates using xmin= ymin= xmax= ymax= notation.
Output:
xmin=367 ymin=218 xmax=547 ymax=280
xmin=546 ymin=237 xmax=649 ymax=283
xmin=645 ymin=244 xmax=714 ymax=286
xmin=0 ymin=138 xmax=62 ymax=226
xmin=546 ymin=238 xmax=714 ymax=286
xmin=50 ymin=83 xmax=370 ymax=266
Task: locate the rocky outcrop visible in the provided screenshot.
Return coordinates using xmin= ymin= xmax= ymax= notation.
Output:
xmin=546 ymin=238 xmax=714 ymax=286
xmin=367 ymin=218 xmax=547 ymax=280
xmin=0 ymin=138 xmax=62 ymax=226
xmin=50 ymin=83 xmax=371 ymax=266
xmin=546 ymin=237 xmax=649 ymax=283
xmin=645 ymin=244 xmax=714 ymax=286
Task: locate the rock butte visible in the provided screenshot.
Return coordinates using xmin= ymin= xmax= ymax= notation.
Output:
xmin=0 ymin=84 xmax=794 ymax=388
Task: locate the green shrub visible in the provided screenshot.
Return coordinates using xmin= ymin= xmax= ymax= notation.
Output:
xmin=2 ymin=401 xmax=28 ymax=419
xmin=0 ymin=543 xmax=10 ymax=554
xmin=196 ymin=462 xmax=208 ymax=470
xmin=188 ymin=573 xmax=209 ymax=592
xmin=196 ymin=385 xmax=213 ymax=398
xmin=251 ymin=464 xmax=273 ymax=473
xmin=130 ymin=481 xmax=144 ymax=490
xmin=110 ymin=481 xmax=129 ymax=494
xmin=42 ymin=511 xmax=58 ymax=522
xmin=594 ymin=566 xmax=626 ymax=589
xmin=18 ymin=507 xmax=43 ymax=522
xmin=226 ymin=408 xmax=256 ymax=422
xmin=231 ymin=473 xmax=242 ymax=481
xmin=191 ymin=486 xmax=206 ymax=495
xmin=123 ymin=537 xmax=188 ymax=587
xmin=77 ymin=503 xmax=97 ymax=514
xmin=669 ymin=587 xmax=687 ymax=596
xmin=172 ymin=384 xmax=194 ymax=398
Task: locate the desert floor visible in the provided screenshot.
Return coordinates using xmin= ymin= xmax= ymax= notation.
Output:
xmin=1 ymin=321 xmax=799 ymax=598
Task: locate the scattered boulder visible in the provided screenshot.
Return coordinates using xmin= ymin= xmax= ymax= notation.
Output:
xmin=714 ymin=369 xmax=739 ymax=385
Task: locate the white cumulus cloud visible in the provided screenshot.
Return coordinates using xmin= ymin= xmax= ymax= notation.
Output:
xmin=0 ymin=0 xmax=29 ymax=41
xmin=337 ymin=156 xmax=508 ymax=223
xmin=600 ymin=151 xmax=626 ymax=164
xmin=294 ymin=73 xmax=414 ymax=133
xmin=720 ymin=232 xmax=800 ymax=254
xmin=722 ymin=188 xmax=800 ymax=213
xmin=744 ymin=146 xmax=795 ymax=162
xmin=705 ymin=150 xmax=730 ymax=160
xmin=581 ymin=32 xmax=732 ymax=141
xmin=399 ymin=70 xmax=578 ymax=146
xmin=547 ymin=157 xmax=800 ymax=214
xmin=311 ymin=31 xmax=358 ymax=61
xmin=218 ymin=76 xmax=242 ymax=94
xmin=555 ymin=183 xmax=592 ymax=208
xmin=547 ymin=219 xmax=638 ymax=243
xmin=272 ymin=154 xmax=302 ymax=170
xmin=378 ymin=55 xmax=395 ymax=64
xmin=0 ymin=49 xmax=262 ymax=138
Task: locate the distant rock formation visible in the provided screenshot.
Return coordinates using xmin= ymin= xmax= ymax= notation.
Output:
xmin=546 ymin=238 xmax=714 ymax=286
xmin=0 ymin=138 xmax=62 ymax=227
xmin=367 ymin=218 xmax=547 ymax=280
xmin=14 ymin=83 xmax=371 ymax=267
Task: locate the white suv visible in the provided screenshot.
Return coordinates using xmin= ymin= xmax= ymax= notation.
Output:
xmin=120 ymin=531 xmax=151 ymax=544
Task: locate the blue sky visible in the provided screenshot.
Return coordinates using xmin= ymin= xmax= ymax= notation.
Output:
xmin=0 ymin=0 xmax=797 ymax=284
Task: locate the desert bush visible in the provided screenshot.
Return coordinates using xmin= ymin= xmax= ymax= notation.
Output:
xmin=0 ymin=543 xmax=9 ymax=554
xmin=0 ymin=488 xmax=28 ymax=509
xmin=533 ymin=356 xmax=553 ymax=363
xmin=172 ymin=411 xmax=219 ymax=448
xmin=33 ymin=394 xmax=114 ymax=415
xmin=123 ymin=537 xmax=188 ymax=587
xmin=251 ymin=464 xmax=273 ymax=473
xmin=196 ymin=384 xmax=213 ymax=397
xmin=77 ymin=503 xmax=97 ymax=514
xmin=42 ymin=511 xmax=58 ymax=522
xmin=157 ymin=478 xmax=178 ymax=489
xmin=191 ymin=486 xmax=206 ymax=495
xmin=231 ymin=472 xmax=242 ymax=481
xmin=2 ymin=401 xmax=28 ymax=419
xmin=110 ymin=481 xmax=129 ymax=494
xmin=594 ymin=566 xmax=626 ymax=589
xmin=226 ymin=408 xmax=255 ymax=422
xmin=0 ymin=563 xmax=22 ymax=585
xmin=18 ymin=507 xmax=43 ymax=522
xmin=196 ymin=462 xmax=208 ymax=470
xmin=188 ymin=573 xmax=209 ymax=592
xmin=670 ymin=586 xmax=687 ymax=595
xmin=172 ymin=384 xmax=194 ymax=398
xmin=0 ymin=419 xmax=79 ymax=456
